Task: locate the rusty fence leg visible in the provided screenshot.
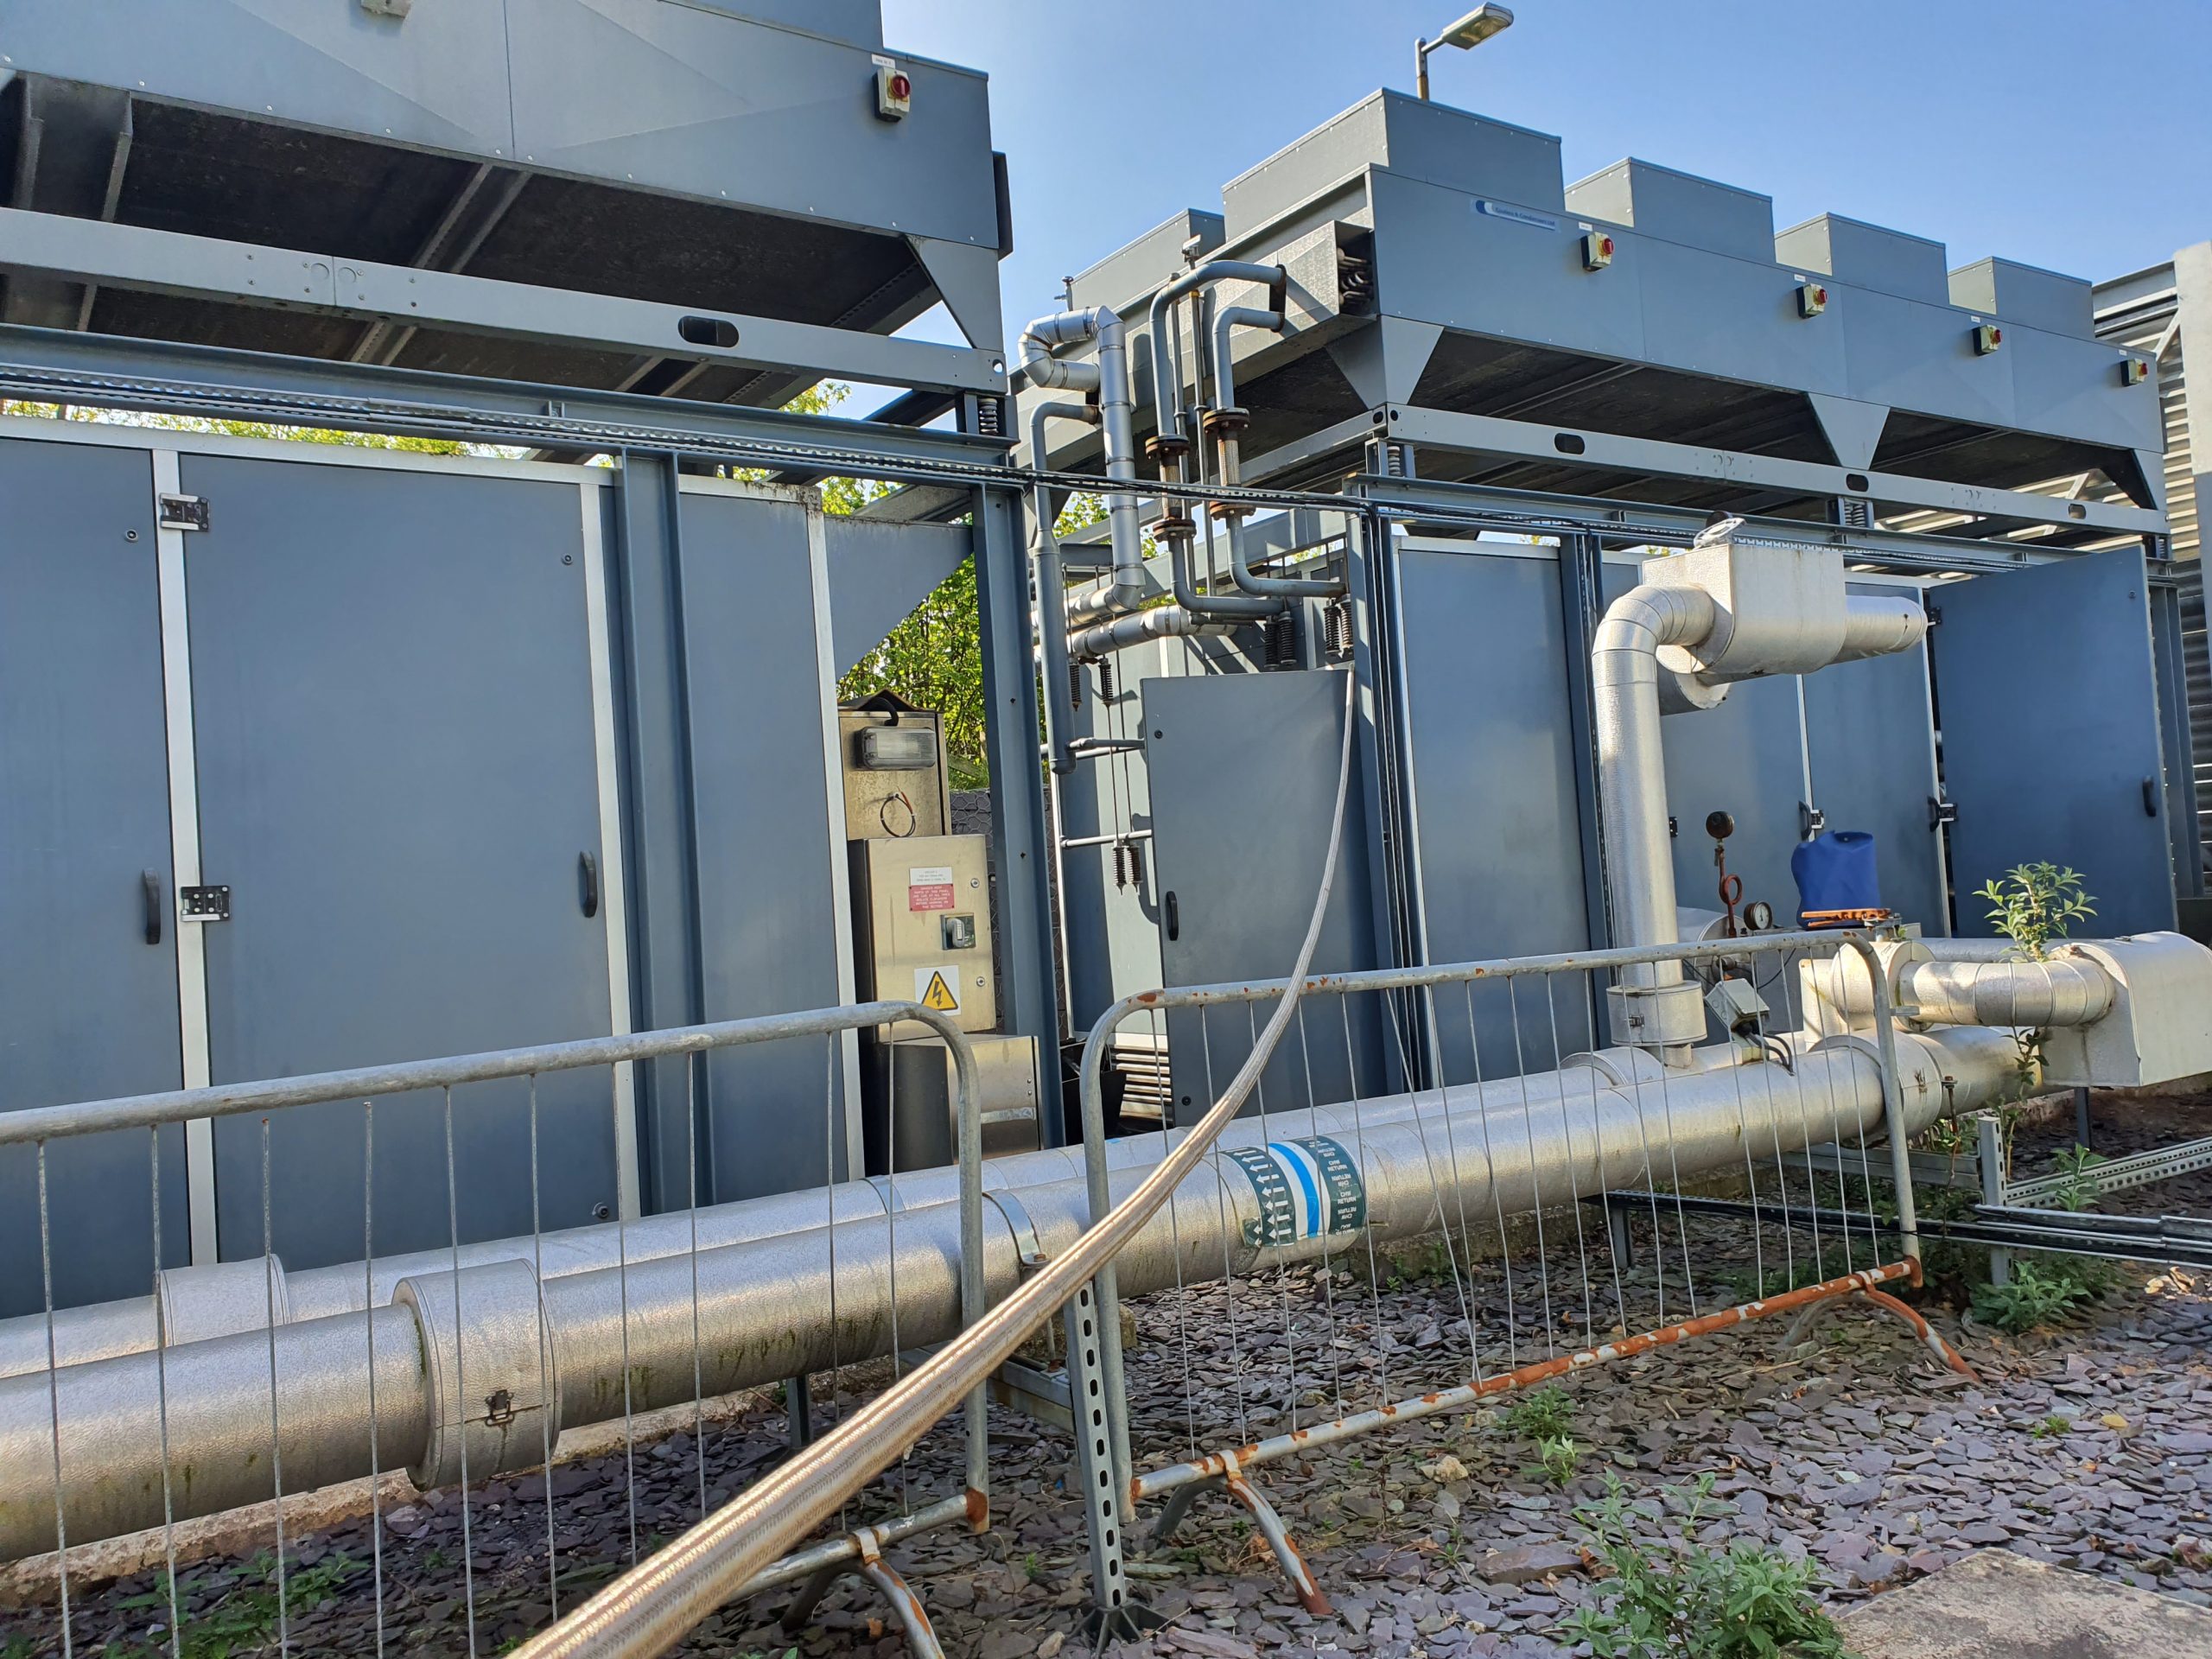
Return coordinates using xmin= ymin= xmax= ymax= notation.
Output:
xmin=855 ymin=1537 xmax=946 ymax=1659
xmin=1782 ymin=1281 xmax=1980 ymax=1382
xmin=1221 ymin=1465 xmax=1332 ymax=1618
xmin=1151 ymin=1476 xmax=1221 ymax=1546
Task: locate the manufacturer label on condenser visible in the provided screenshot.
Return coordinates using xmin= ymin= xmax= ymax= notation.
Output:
xmin=1224 ymin=1135 xmax=1366 ymax=1249
xmin=1472 ymin=199 xmax=1560 ymax=232
xmin=908 ymin=866 xmax=956 ymax=912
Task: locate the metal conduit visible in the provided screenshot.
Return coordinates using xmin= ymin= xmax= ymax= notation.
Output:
xmin=0 ymin=1043 xmax=1733 ymax=1382
xmin=0 ymin=1020 xmax=2023 ymax=1562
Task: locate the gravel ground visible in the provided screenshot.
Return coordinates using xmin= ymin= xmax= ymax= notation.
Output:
xmin=8 ymin=1090 xmax=2209 ymax=1658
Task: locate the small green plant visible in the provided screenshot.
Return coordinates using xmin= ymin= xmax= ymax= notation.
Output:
xmin=1977 ymin=863 xmax=2095 ymax=962
xmin=1536 ymin=1433 xmax=1582 ymax=1487
xmin=1972 ymin=1262 xmax=2093 ymax=1332
xmin=2031 ymin=1414 xmax=2071 ymax=1439
xmin=1022 ymin=1550 xmax=1041 ymax=1582
xmin=2049 ymin=1145 xmax=2108 ymax=1212
xmin=1570 ymin=1476 xmax=1856 ymax=1659
xmin=1502 ymin=1385 xmax=1576 ymax=1442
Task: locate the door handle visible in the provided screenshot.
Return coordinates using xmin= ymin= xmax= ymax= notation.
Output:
xmin=1164 ymin=890 xmax=1180 ymax=942
xmin=2144 ymin=775 xmax=2160 ymax=818
xmin=578 ymin=851 xmax=601 ymax=918
xmin=142 ymin=871 xmax=162 ymax=946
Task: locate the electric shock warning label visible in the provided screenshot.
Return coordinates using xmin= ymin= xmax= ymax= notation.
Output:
xmin=1224 ymin=1135 xmax=1366 ymax=1249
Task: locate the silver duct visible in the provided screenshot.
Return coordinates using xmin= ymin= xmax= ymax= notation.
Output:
xmin=0 ymin=1024 xmax=2024 ymax=1560
xmin=1019 ymin=306 xmax=1144 ymax=627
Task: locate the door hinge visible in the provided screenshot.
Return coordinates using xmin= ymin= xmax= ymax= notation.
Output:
xmin=179 ymin=885 xmax=231 ymax=923
xmin=1927 ymin=796 xmax=1958 ymax=830
xmin=1798 ymin=801 xmax=1827 ymax=839
xmin=159 ymin=494 xmax=210 ymax=532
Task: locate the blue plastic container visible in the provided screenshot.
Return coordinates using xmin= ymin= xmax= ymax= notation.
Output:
xmin=1791 ymin=830 xmax=1881 ymax=917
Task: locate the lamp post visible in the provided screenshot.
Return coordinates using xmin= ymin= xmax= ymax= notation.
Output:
xmin=1414 ymin=3 xmax=1516 ymax=100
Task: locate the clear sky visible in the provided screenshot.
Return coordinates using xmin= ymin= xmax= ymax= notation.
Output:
xmin=881 ymin=0 xmax=2212 ymax=353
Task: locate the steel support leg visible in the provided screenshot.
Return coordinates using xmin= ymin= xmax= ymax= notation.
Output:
xmin=1066 ymin=1278 xmax=1161 ymax=1643
xmin=1783 ymin=1281 xmax=1979 ymax=1381
xmin=785 ymin=1372 xmax=814 ymax=1452
xmin=1977 ymin=1113 xmax=2012 ymax=1289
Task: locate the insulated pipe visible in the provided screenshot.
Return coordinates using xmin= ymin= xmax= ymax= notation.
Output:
xmin=1172 ymin=517 xmax=1281 ymax=620
xmin=1836 ymin=594 xmax=1930 ymax=664
xmin=1895 ymin=956 xmax=2115 ymax=1028
xmin=0 ymin=1024 xmax=2024 ymax=1560
xmin=0 ymin=1043 xmax=1750 ymax=1383
xmin=1592 ymin=584 xmax=1720 ymax=989
xmin=1208 ymin=305 xmax=1342 ymax=602
xmin=1019 ymin=307 xmax=1143 ymax=627
xmin=1030 ymin=397 xmax=1096 ymax=774
xmin=1147 ymin=262 xmax=1284 ymax=448
xmin=1068 ymin=601 xmax=1236 ymax=663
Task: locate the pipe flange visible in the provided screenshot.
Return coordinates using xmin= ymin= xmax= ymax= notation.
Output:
xmin=156 ymin=1254 xmax=289 ymax=1346
xmin=395 ymin=1259 xmax=556 ymax=1491
xmin=1205 ymin=499 xmax=1251 ymax=524
xmin=1605 ymin=981 xmax=1707 ymax=1051
xmin=1200 ymin=406 xmax=1250 ymax=436
xmin=1145 ymin=435 xmax=1192 ymax=462
xmin=1148 ymin=513 xmax=1196 ymax=541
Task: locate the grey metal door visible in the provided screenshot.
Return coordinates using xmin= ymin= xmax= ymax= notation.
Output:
xmin=1397 ymin=544 xmax=1595 ymax=1076
xmin=1601 ymin=559 xmax=1811 ymax=928
xmin=0 ymin=439 xmax=188 ymax=1313
xmin=1143 ymin=669 xmax=1380 ymax=1120
xmin=1930 ymin=550 xmax=2177 ymax=938
xmin=1661 ymin=676 xmax=1808 ymax=926
xmin=677 ymin=488 xmax=852 ymax=1202
xmin=182 ymin=455 xmax=619 ymax=1269
xmin=1802 ymin=587 xmax=1947 ymax=934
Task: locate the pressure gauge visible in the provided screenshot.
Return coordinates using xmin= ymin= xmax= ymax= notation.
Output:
xmin=1744 ymin=899 xmax=1775 ymax=931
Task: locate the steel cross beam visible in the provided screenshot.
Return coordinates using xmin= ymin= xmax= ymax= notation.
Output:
xmin=0 ymin=206 xmax=1009 ymax=397
xmin=1243 ymin=404 xmax=2164 ymax=548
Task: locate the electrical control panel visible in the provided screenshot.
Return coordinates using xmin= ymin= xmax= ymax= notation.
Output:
xmin=850 ymin=834 xmax=996 ymax=1039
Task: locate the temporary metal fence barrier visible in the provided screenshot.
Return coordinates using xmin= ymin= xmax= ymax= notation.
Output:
xmin=1069 ymin=929 xmax=2002 ymax=1621
xmin=0 ymin=1001 xmax=985 ymax=1659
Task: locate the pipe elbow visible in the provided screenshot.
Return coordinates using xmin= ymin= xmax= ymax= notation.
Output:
xmin=1592 ymin=585 xmax=1717 ymax=687
xmin=1020 ymin=310 xmax=1104 ymax=394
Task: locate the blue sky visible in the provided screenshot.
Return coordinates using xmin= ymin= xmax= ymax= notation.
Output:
xmin=882 ymin=0 xmax=2212 ymax=353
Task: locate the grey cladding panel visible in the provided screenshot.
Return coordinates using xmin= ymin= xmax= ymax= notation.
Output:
xmin=1223 ymin=92 xmax=1564 ymax=238
xmin=1397 ymin=545 xmax=1594 ymax=1075
xmin=505 ymin=0 xmax=999 ymax=246
xmin=1071 ymin=210 xmax=1226 ymax=316
xmin=1931 ymin=551 xmax=2175 ymax=936
xmin=1143 ymin=671 xmax=1379 ymax=1118
xmin=1774 ymin=214 xmax=1950 ymax=306
xmin=1948 ymin=257 xmax=2094 ymax=340
xmin=1567 ymin=159 xmax=1773 ymax=263
xmin=677 ymin=491 xmax=852 ymax=1200
xmin=0 ymin=438 xmax=188 ymax=1313
xmin=0 ymin=0 xmax=515 ymax=154
xmin=826 ymin=518 xmax=969 ymax=677
xmin=184 ymin=456 xmax=618 ymax=1269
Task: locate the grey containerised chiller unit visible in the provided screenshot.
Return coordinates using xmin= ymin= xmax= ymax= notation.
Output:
xmin=1025 ymin=91 xmax=2193 ymax=1115
xmin=0 ymin=2 xmax=1031 ymax=1314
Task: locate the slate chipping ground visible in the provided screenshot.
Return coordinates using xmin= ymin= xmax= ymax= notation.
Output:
xmin=6 ymin=1090 xmax=2209 ymax=1658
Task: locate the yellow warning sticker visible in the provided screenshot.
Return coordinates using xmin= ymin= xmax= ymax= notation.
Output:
xmin=917 ymin=967 xmax=961 ymax=1012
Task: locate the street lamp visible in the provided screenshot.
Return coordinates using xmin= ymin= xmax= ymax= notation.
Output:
xmin=1415 ymin=3 xmax=1515 ymax=100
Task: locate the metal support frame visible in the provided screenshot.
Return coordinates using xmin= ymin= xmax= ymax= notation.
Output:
xmin=0 ymin=207 xmax=1007 ymax=397
xmin=1249 ymin=404 xmax=2163 ymax=544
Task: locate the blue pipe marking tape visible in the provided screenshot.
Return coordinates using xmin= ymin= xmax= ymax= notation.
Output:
xmin=1223 ymin=1135 xmax=1368 ymax=1250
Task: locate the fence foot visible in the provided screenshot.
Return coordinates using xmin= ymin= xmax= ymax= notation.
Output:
xmin=1224 ymin=1470 xmax=1332 ymax=1617
xmin=778 ymin=1531 xmax=944 ymax=1654
xmin=1077 ymin=1599 xmax=1171 ymax=1647
xmin=1783 ymin=1285 xmax=1979 ymax=1382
